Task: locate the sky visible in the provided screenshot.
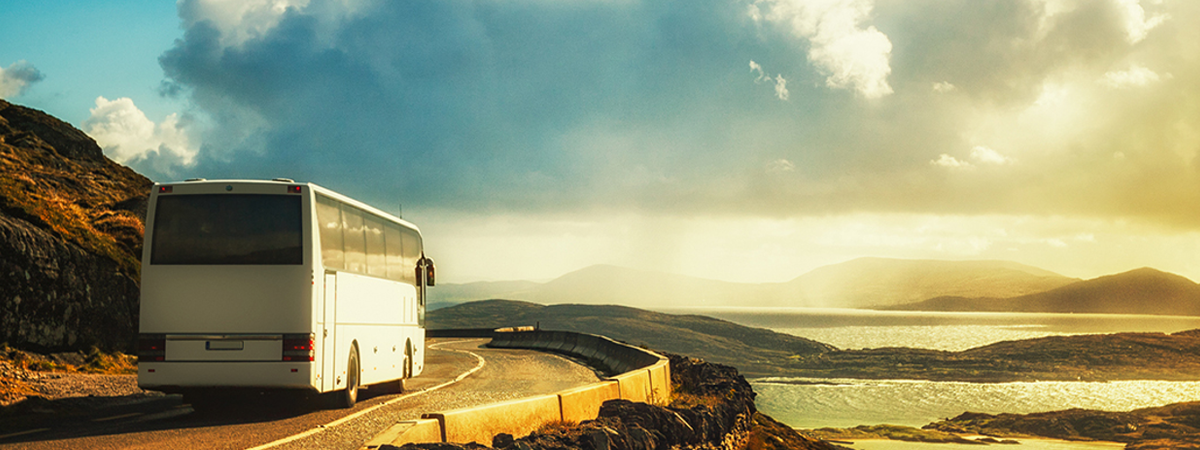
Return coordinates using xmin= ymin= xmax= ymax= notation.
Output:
xmin=3 ymin=0 xmax=1200 ymax=284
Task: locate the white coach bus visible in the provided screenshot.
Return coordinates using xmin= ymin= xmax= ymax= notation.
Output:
xmin=138 ymin=179 xmax=433 ymax=408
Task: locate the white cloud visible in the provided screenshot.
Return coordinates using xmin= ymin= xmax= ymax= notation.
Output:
xmin=83 ymin=97 xmax=198 ymax=170
xmin=751 ymin=0 xmax=893 ymax=99
xmin=931 ymin=154 xmax=971 ymax=169
xmin=1114 ymin=0 xmax=1168 ymax=44
xmin=773 ymin=74 xmax=790 ymax=100
xmin=749 ymin=60 xmax=790 ymax=101
xmin=932 ymin=81 xmax=955 ymax=93
xmin=750 ymin=60 xmax=766 ymax=80
xmin=176 ymin=0 xmax=370 ymax=47
xmin=970 ymin=146 xmax=1013 ymax=165
xmin=1101 ymin=64 xmax=1162 ymax=88
xmin=766 ymin=158 xmax=796 ymax=173
xmin=0 ymin=61 xmax=44 ymax=99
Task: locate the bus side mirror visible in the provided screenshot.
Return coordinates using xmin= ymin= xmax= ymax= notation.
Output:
xmin=425 ymin=258 xmax=435 ymax=287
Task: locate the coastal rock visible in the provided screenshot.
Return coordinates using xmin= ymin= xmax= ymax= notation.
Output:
xmin=389 ymin=353 xmax=844 ymax=450
xmin=925 ymin=402 xmax=1200 ymax=449
xmin=0 ymin=100 xmax=152 ymax=353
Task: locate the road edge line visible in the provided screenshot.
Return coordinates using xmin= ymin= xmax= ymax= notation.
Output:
xmin=244 ymin=339 xmax=488 ymax=450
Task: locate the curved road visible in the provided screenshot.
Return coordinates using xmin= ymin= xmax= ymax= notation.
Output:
xmin=0 ymin=339 xmax=601 ymax=450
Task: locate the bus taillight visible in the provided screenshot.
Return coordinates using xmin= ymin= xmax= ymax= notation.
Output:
xmin=138 ymin=334 xmax=166 ymax=362
xmin=282 ymin=333 xmax=315 ymax=361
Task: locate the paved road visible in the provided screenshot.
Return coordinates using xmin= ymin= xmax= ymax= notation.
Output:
xmin=0 ymin=339 xmax=601 ymax=450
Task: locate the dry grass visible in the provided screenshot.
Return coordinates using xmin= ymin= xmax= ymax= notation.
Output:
xmin=1 ymin=343 xmax=136 ymax=375
xmin=0 ymin=176 xmax=140 ymax=275
xmin=535 ymin=419 xmax=580 ymax=435
xmin=669 ymin=391 xmax=725 ymax=409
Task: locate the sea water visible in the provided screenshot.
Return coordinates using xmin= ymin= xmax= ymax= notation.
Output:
xmin=667 ymin=308 xmax=1200 ymax=449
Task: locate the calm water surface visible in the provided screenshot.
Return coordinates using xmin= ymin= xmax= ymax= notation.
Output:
xmin=667 ymin=308 xmax=1200 ymax=449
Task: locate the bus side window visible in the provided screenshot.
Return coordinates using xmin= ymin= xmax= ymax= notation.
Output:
xmin=401 ymin=228 xmax=420 ymax=285
xmin=343 ymin=206 xmax=366 ymax=274
xmin=364 ymin=216 xmax=386 ymax=277
xmin=316 ymin=195 xmax=344 ymax=270
xmin=384 ymin=224 xmax=404 ymax=281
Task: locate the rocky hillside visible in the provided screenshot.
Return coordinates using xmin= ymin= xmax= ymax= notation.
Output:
xmin=0 ymin=100 xmax=152 ymax=352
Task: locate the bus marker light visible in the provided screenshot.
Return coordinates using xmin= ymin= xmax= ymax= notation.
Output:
xmin=288 ymin=185 xmax=302 ymax=193
xmin=158 ymin=186 xmax=173 ymax=193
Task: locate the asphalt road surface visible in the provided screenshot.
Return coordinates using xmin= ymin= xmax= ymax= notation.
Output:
xmin=0 ymin=338 xmax=602 ymax=450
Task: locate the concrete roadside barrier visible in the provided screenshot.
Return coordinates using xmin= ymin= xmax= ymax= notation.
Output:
xmin=557 ymin=380 xmax=620 ymax=423
xmin=362 ymin=419 xmax=442 ymax=448
xmin=377 ymin=329 xmax=673 ymax=447
xmin=423 ymin=394 xmax=562 ymax=445
xmin=646 ymin=359 xmax=671 ymax=404
xmin=609 ymin=368 xmax=652 ymax=403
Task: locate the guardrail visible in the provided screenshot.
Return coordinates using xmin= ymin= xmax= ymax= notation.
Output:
xmin=366 ymin=328 xmax=671 ymax=448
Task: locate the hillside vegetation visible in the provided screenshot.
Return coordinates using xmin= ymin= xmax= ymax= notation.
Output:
xmin=428 ymin=299 xmax=835 ymax=376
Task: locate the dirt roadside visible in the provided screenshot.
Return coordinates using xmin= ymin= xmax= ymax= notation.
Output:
xmin=1 ymin=345 xmax=144 ymax=406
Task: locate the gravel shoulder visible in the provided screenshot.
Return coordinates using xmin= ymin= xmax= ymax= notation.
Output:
xmin=1 ymin=347 xmax=145 ymax=407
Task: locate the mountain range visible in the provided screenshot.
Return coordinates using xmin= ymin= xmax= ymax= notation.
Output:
xmin=431 ymin=258 xmax=1200 ymax=316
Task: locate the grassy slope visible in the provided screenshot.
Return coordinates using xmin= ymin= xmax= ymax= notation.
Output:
xmin=428 ymin=299 xmax=835 ymax=376
xmin=0 ymin=100 xmax=152 ymax=276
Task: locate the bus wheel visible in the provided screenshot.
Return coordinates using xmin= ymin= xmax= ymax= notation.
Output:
xmin=334 ymin=348 xmax=359 ymax=408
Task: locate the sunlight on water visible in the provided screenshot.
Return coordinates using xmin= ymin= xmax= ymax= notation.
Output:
xmin=775 ymin=324 xmax=1070 ymax=351
xmin=847 ymin=439 xmax=1124 ymax=450
xmin=753 ymin=378 xmax=1200 ymax=429
xmin=674 ymin=307 xmax=1200 ymax=450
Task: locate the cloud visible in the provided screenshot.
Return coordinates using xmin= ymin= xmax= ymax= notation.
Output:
xmin=750 ymin=60 xmax=789 ymax=100
xmin=1114 ymin=0 xmax=1168 ymax=43
xmin=751 ymin=0 xmax=893 ymax=98
xmin=82 ymin=96 xmax=198 ymax=178
xmin=931 ymin=154 xmax=971 ymax=169
xmin=0 ymin=61 xmax=45 ymax=99
xmin=932 ymin=147 xmax=1013 ymax=170
xmin=970 ymin=146 xmax=1013 ymax=165
xmin=766 ymin=159 xmax=796 ymax=173
xmin=154 ymin=0 xmax=1200 ymax=232
xmin=932 ymin=81 xmax=955 ymax=93
xmin=1101 ymin=64 xmax=1162 ymax=88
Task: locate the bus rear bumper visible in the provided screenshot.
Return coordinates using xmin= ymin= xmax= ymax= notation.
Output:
xmin=139 ymin=361 xmax=318 ymax=393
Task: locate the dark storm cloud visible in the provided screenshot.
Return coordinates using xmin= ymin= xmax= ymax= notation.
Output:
xmin=156 ymin=0 xmax=794 ymax=214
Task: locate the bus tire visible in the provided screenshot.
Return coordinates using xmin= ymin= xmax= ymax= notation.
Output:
xmin=334 ymin=346 xmax=359 ymax=408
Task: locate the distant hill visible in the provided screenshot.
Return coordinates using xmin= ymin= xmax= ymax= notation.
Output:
xmin=782 ymin=257 xmax=1077 ymax=308
xmin=427 ymin=299 xmax=835 ymax=376
xmin=889 ymin=268 xmax=1200 ymax=316
xmin=429 ymin=258 xmax=1077 ymax=309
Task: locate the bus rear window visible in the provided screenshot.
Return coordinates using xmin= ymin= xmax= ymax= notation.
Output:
xmin=151 ymin=194 xmax=303 ymax=265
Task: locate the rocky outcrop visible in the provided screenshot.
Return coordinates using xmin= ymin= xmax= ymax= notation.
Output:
xmin=0 ymin=100 xmax=152 ymax=352
xmin=785 ymin=330 xmax=1200 ymax=382
xmin=389 ymin=353 xmax=845 ymax=450
xmin=925 ymin=402 xmax=1200 ymax=450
